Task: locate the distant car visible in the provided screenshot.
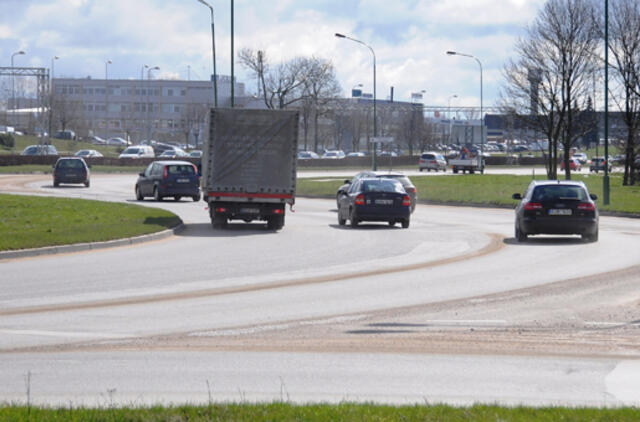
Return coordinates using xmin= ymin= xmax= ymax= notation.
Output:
xmin=188 ymin=150 xmax=203 ymax=158
xmin=612 ymin=154 xmax=625 ymax=165
xmin=512 ymin=145 xmax=529 ymax=152
xmin=322 ymin=150 xmax=345 ymax=159
xmin=346 ymin=151 xmax=366 ymax=157
xmin=572 ymin=152 xmax=588 ymax=164
xmin=337 ymin=178 xmax=411 ymax=228
xmin=21 ymin=144 xmax=58 ymax=156
xmin=119 ymin=145 xmax=155 ymax=159
xmin=74 ymin=149 xmax=103 ymax=158
xmin=135 ymin=160 xmax=200 ymax=202
xmin=53 ymin=157 xmax=90 ymax=188
xmin=378 ymin=151 xmax=398 ymax=157
xmin=337 ymin=171 xmax=417 ymax=213
xmin=88 ymin=135 xmax=106 ymax=145
xmin=589 ymin=157 xmax=612 ymax=173
xmin=157 ymin=148 xmax=189 ymax=158
xmin=54 ymin=130 xmax=76 ymax=140
xmin=418 ymin=152 xmax=447 ymax=172
xmin=297 ymin=151 xmax=320 ymax=160
xmin=512 ymin=180 xmax=598 ymax=242
xmin=107 ymin=137 xmax=128 ymax=146
xmin=560 ymin=157 xmax=582 ymax=171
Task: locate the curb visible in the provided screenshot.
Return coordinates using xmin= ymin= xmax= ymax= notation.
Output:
xmin=0 ymin=224 xmax=185 ymax=261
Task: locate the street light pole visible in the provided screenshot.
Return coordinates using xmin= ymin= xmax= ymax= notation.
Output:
xmin=11 ymin=50 xmax=25 ymax=129
xmin=146 ymin=66 xmax=159 ymax=142
xmin=49 ymin=56 xmax=59 ymax=140
xmin=447 ymin=51 xmax=484 ymax=162
xmin=603 ymin=0 xmax=610 ymax=205
xmin=197 ymin=0 xmax=218 ymax=107
xmin=335 ymin=33 xmax=377 ymax=170
xmin=105 ymin=60 xmax=112 ymax=139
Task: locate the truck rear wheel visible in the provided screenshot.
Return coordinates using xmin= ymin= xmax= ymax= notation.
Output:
xmin=267 ymin=215 xmax=285 ymax=230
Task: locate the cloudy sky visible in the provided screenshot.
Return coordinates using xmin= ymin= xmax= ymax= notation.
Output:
xmin=0 ymin=0 xmax=547 ymax=108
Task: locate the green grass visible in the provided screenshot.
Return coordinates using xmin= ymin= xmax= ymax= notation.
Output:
xmin=0 ymin=194 xmax=181 ymax=251
xmin=297 ymin=173 xmax=640 ymax=215
xmin=0 ymin=164 xmax=142 ymax=174
xmin=2 ymin=403 xmax=640 ymax=421
xmin=0 ymin=134 xmax=124 ymax=157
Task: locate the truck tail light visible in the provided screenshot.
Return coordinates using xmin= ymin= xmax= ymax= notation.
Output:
xmin=215 ymin=207 xmax=227 ymax=213
xmin=578 ymin=202 xmax=595 ymax=211
xmin=402 ymin=195 xmax=411 ymax=206
xmin=355 ymin=194 xmax=365 ymax=205
xmin=524 ymin=202 xmax=543 ymax=211
xmin=273 ymin=208 xmax=283 ymax=214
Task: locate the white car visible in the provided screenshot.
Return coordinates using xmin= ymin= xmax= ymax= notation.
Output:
xmin=119 ymin=145 xmax=155 ymax=159
xmin=419 ymin=151 xmax=447 ymax=172
xmin=75 ymin=149 xmax=104 ymax=158
xmin=347 ymin=151 xmax=366 ymax=157
xmin=572 ymin=152 xmax=588 ymax=164
xmin=107 ymin=137 xmax=128 ymax=146
xmin=297 ymin=151 xmax=319 ymax=160
xmin=322 ymin=150 xmax=345 ymax=159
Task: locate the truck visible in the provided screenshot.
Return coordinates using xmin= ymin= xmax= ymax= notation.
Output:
xmin=449 ymin=156 xmax=485 ymax=174
xmin=201 ymin=108 xmax=299 ymax=230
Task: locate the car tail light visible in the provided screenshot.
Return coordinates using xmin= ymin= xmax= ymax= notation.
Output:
xmin=163 ymin=166 xmax=168 ymax=179
xmin=402 ymin=195 xmax=411 ymax=206
xmin=355 ymin=194 xmax=365 ymax=205
xmin=405 ymin=187 xmax=416 ymax=194
xmin=430 ymin=160 xmax=437 ymax=164
xmin=524 ymin=202 xmax=543 ymax=211
xmin=578 ymin=202 xmax=595 ymax=211
xmin=419 ymin=159 xmax=425 ymax=164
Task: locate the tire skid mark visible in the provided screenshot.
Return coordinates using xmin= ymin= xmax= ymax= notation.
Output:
xmin=0 ymin=233 xmax=505 ymax=316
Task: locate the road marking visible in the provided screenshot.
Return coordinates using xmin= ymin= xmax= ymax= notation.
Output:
xmin=585 ymin=321 xmax=640 ymax=327
xmin=422 ymin=320 xmax=508 ymax=326
xmin=0 ymin=329 xmax=134 ymax=339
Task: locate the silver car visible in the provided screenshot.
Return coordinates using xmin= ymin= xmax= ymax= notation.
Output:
xmin=419 ymin=152 xmax=447 ymax=172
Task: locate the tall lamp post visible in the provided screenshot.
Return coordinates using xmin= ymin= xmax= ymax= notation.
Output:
xmin=11 ymin=50 xmax=26 ymax=129
xmin=335 ymin=33 xmax=377 ymax=170
xmin=146 ymin=66 xmax=159 ymax=142
xmin=197 ymin=0 xmax=218 ymax=107
xmin=603 ymin=0 xmax=610 ymax=204
xmin=49 ymin=56 xmax=59 ymax=140
xmin=447 ymin=51 xmax=483 ymax=160
xmin=105 ymin=60 xmax=112 ymax=139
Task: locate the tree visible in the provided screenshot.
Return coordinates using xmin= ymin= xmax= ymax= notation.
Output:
xmin=502 ymin=0 xmax=599 ymax=179
xmin=51 ymin=91 xmax=82 ymax=134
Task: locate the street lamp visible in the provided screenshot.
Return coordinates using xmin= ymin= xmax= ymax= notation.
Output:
xmin=11 ymin=50 xmax=25 ymax=129
xmin=49 ymin=56 xmax=59 ymax=140
xmin=197 ymin=0 xmax=218 ymax=107
xmin=146 ymin=66 xmax=160 ymax=142
xmin=335 ymin=32 xmax=377 ymax=170
xmin=105 ymin=59 xmax=112 ymax=80
xmin=105 ymin=60 xmax=112 ymax=139
xmin=447 ymin=50 xmax=483 ymax=159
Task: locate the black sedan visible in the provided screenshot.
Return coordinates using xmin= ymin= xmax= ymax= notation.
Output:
xmin=512 ymin=180 xmax=598 ymax=242
xmin=52 ymin=157 xmax=90 ymax=187
xmin=337 ymin=178 xmax=411 ymax=228
xmin=336 ymin=171 xmax=417 ymax=213
xmin=135 ymin=160 xmax=200 ymax=201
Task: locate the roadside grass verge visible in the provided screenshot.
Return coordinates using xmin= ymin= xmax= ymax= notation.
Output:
xmin=0 ymin=194 xmax=181 ymax=251
xmin=2 ymin=403 xmax=640 ymax=421
xmin=297 ymin=173 xmax=640 ymax=215
xmin=0 ymin=164 xmax=142 ymax=174
xmin=0 ymin=135 xmax=124 ymax=157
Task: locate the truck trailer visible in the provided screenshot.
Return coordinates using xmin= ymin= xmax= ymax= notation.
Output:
xmin=201 ymin=108 xmax=299 ymax=230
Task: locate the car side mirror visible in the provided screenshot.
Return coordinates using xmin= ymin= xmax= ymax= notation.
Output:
xmin=52 ymin=165 xmax=55 ymax=169
xmin=590 ymin=193 xmax=598 ymax=201
xmin=512 ymin=193 xmax=522 ymax=200
xmin=139 ymin=172 xmax=145 ymax=177
xmin=344 ymin=179 xmax=351 ymax=184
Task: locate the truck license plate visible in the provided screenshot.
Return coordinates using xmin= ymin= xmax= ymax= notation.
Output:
xmin=375 ymin=199 xmax=393 ymax=205
xmin=549 ymin=209 xmax=572 ymax=216
xmin=240 ymin=208 xmax=260 ymax=214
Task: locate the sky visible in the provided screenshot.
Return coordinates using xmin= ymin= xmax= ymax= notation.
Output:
xmin=0 ymin=0 xmax=547 ymax=109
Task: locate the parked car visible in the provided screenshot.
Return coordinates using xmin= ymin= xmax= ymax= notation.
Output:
xmin=297 ymin=151 xmax=319 ymax=160
xmin=512 ymin=180 xmax=598 ymax=242
xmin=378 ymin=151 xmax=398 ymax=157
xmin=107 ymin=137 xmax=128 ymax=146
xmin=135 ymin=160 xmax=200 ymax=202
xmin=418 ymin=151 xmax=447 ymax=172
xmin=560 ymin=157 xmax=582 ymax=171
xmin=21 ymin=144 xmax=58 ymax=156
xmin=337 ymin=178 xmax=411 ymax=228
xmin=119 ymin=145 xmax=155 ymax=159
xmin=188 ymin=150 xmax=203 ymax=158
xmin=337 ymin=171 xmax=417 ymax=213
xmin=75 ymin=149 xmax=103 ymax=158
xmin=54 ymin=130 xmax=76 ymax=140
xmin=88 ymin=135 xmax=106 ymax=145
xmin=589 ymin=157 xmax=612 ymax=173
xmin=322 ymin=150 xmax=345 ymax=159
xmin=157 ymin=148 xmax=189 ymax=158
xmin=572 ymin=152 xmax=588 ymax=164
xmin=52 ymin=157 xmax=90 ymax=187
xmin=346 ymin=151 xmax=366 ymax=157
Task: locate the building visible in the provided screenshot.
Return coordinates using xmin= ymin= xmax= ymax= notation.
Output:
xmin=51 ymin=76 xmax=244 ymax=145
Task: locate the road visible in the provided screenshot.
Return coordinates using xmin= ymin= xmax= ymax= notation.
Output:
xmin=1 ymin=173 xmax=640 ymax=407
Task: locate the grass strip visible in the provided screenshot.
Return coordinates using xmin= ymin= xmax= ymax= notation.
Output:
xmin=297 ymin=173 xmax=640 ymax=214
xmin=0 ymin=165 xmax=143 ymax=174
xmin=0 ymin=194 xmax=181 ymax=251
xmin=2 ymin=403 xmax=640 ymax=421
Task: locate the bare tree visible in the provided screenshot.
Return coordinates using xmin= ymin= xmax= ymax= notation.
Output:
xmin=606 ymin=0 xmax=640 ymax=185
xmin=502 ymin=0 xmax=599 ymax=179
xmin=51 ymin=92 xmax=81 ymax=134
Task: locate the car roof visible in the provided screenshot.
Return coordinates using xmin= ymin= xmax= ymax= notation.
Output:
xmin=153 ymin=160 xmax=194 ymax=166
xmin=530 ymin=179 xmax=586 ymax=187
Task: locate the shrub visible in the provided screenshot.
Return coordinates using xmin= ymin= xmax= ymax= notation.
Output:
xmin=0 ymin=133 xmax=15 ymax=148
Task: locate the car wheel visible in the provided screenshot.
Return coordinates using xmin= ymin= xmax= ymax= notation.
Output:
xmin=173 ymin=196 xmax=181 ymax=201
xmin=401 ymin=218 xmax=410 ymax=229
xmin=582 ymin=231 xmax=598 ymax=242
xmin=338 ymin=209 xmax=346 ymax=226
xmin=192 ymin=194 xmax=201 ymax=202
xmin=515 ymin=224 xmax=527 ymax=242
xmin=350 ymin=209 xmax=359 ymax=227
xmin=153 ymin=187 xmax=162 ymax=201
xmin=53 ymin=180 xmax=59 ymax=187
xmin=84 ymin=180 xmax=90 ymax=188
xmin=388 ymin=220 xmax=396 ymax=226
xmin=135 ymin=185 xmax=143 ymax=200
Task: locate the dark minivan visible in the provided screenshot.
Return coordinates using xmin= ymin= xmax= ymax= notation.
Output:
xmin=53 ymin=157 xmax=90 ymax=187
xmin=135 ymin=160 xmax=200 ymax=201
xmin=512 ymin=180 xmax=599 ymax=242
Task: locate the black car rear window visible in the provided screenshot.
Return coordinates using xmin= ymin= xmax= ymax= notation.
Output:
xmin=363 ymin=179 xmax=404 ymax=193
xmin=532 ymin=185 xmax=588 ymax=201
xmin=57 ymin=159 xmax=83 ymax=168
xmin=167 ymin=164 xmax=195 ymax=175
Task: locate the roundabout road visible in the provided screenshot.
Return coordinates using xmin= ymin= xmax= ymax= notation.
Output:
xmin=1 ymin=173 xmax=640 ymax=407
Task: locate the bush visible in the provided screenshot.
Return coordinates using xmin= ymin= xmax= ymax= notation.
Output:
xmin=0 ymin=133 xmax=15 ymax=148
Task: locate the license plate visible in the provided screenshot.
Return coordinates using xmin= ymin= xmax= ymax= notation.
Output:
xmin=176 ymin=178 xmax=190 ymax=183
xmin=240 ymin=208 xmax=260 ymax=214
xmin=375 ymin=199 xmax=393 ymax=205
xmin=549 ymin=209 xmax=572 ymax=216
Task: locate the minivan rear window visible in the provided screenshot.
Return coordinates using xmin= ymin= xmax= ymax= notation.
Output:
xmin=422 ymin=153 xmax=435 ymax=159
xmin=167 ymin=164 xmax=195 ymax=175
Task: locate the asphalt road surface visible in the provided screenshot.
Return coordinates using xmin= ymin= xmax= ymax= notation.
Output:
xmin=1 ymin=173 xmax=639 ymax=407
